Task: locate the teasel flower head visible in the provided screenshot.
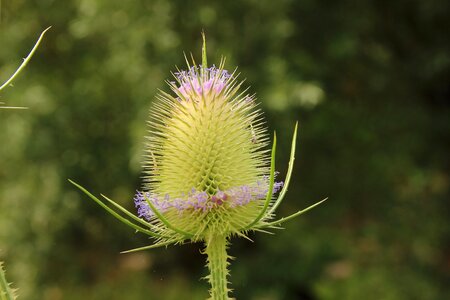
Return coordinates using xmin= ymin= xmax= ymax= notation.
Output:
xmin=71 ymin=34 xmax=326 ymax=299
xmin=136 ymin=55 xmax=287 ymax=240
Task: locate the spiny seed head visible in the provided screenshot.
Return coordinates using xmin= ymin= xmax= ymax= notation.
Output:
xmin=137 ymin=59 xmax=280 ymax=239
xmin=145 ymin=63 xmax=269 ymax=193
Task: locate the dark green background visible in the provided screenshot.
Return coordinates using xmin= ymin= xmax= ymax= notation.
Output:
xmin=0 ymin=0 xmax=449 ymax=299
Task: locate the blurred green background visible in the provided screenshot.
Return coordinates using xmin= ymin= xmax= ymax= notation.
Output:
xmin=1 ymin=0 xmax=449 ymax=299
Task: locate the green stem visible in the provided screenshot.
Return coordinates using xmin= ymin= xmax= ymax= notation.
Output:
xmin=0 ymin=27 xmax=50 ymax=92
xmin=0 ymin=262 xmax=17 ymax=300
xmin=204 ymin=235 xmax=230 ymax=300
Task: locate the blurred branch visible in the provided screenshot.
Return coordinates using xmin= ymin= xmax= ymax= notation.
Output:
xmin=0 ymin=26 xmax=50 ymax=109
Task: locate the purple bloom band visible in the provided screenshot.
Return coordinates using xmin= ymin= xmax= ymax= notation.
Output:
xmin=135 ymin=178 xmax=284 ymax=221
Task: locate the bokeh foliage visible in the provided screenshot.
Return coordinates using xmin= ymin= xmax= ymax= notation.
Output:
xmin=0 ymin=0 xmax=449 ymax=299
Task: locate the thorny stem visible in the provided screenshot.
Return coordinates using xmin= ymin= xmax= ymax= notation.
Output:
xmin=0 ymin=27 xmax=50 ymax=91
xmin=0 ymin=262 xmax=16 ymax=300
xmin=205 ymin=235 xmax=230 ymax=300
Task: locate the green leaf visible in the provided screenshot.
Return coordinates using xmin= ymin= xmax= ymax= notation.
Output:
xmin=268 ymin=121 xmax=298 ymax=215
xmin=143 ymin=194 xmax=195 ymax=238
xmin=100 ymin=194 xmax=160 ymax=232
xmin=69 ymin=180 xmax=162 ymax=238
xmin=120 ymin=239 xmax=180 ymax=254
xmin=263 ymin=198 xmax=328 ymax=227
xmin=243 ymin=132 xmax=277 ymax=230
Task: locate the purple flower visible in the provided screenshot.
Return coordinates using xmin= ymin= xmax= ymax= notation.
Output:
xmin=173 ymin=65 xmax=232 ymax=100
xmin=134 ymin=175 xmax=284 ymax=220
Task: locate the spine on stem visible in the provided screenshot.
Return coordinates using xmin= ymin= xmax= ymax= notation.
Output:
xmin=204 ymin=235 xmax=230 ymax=300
